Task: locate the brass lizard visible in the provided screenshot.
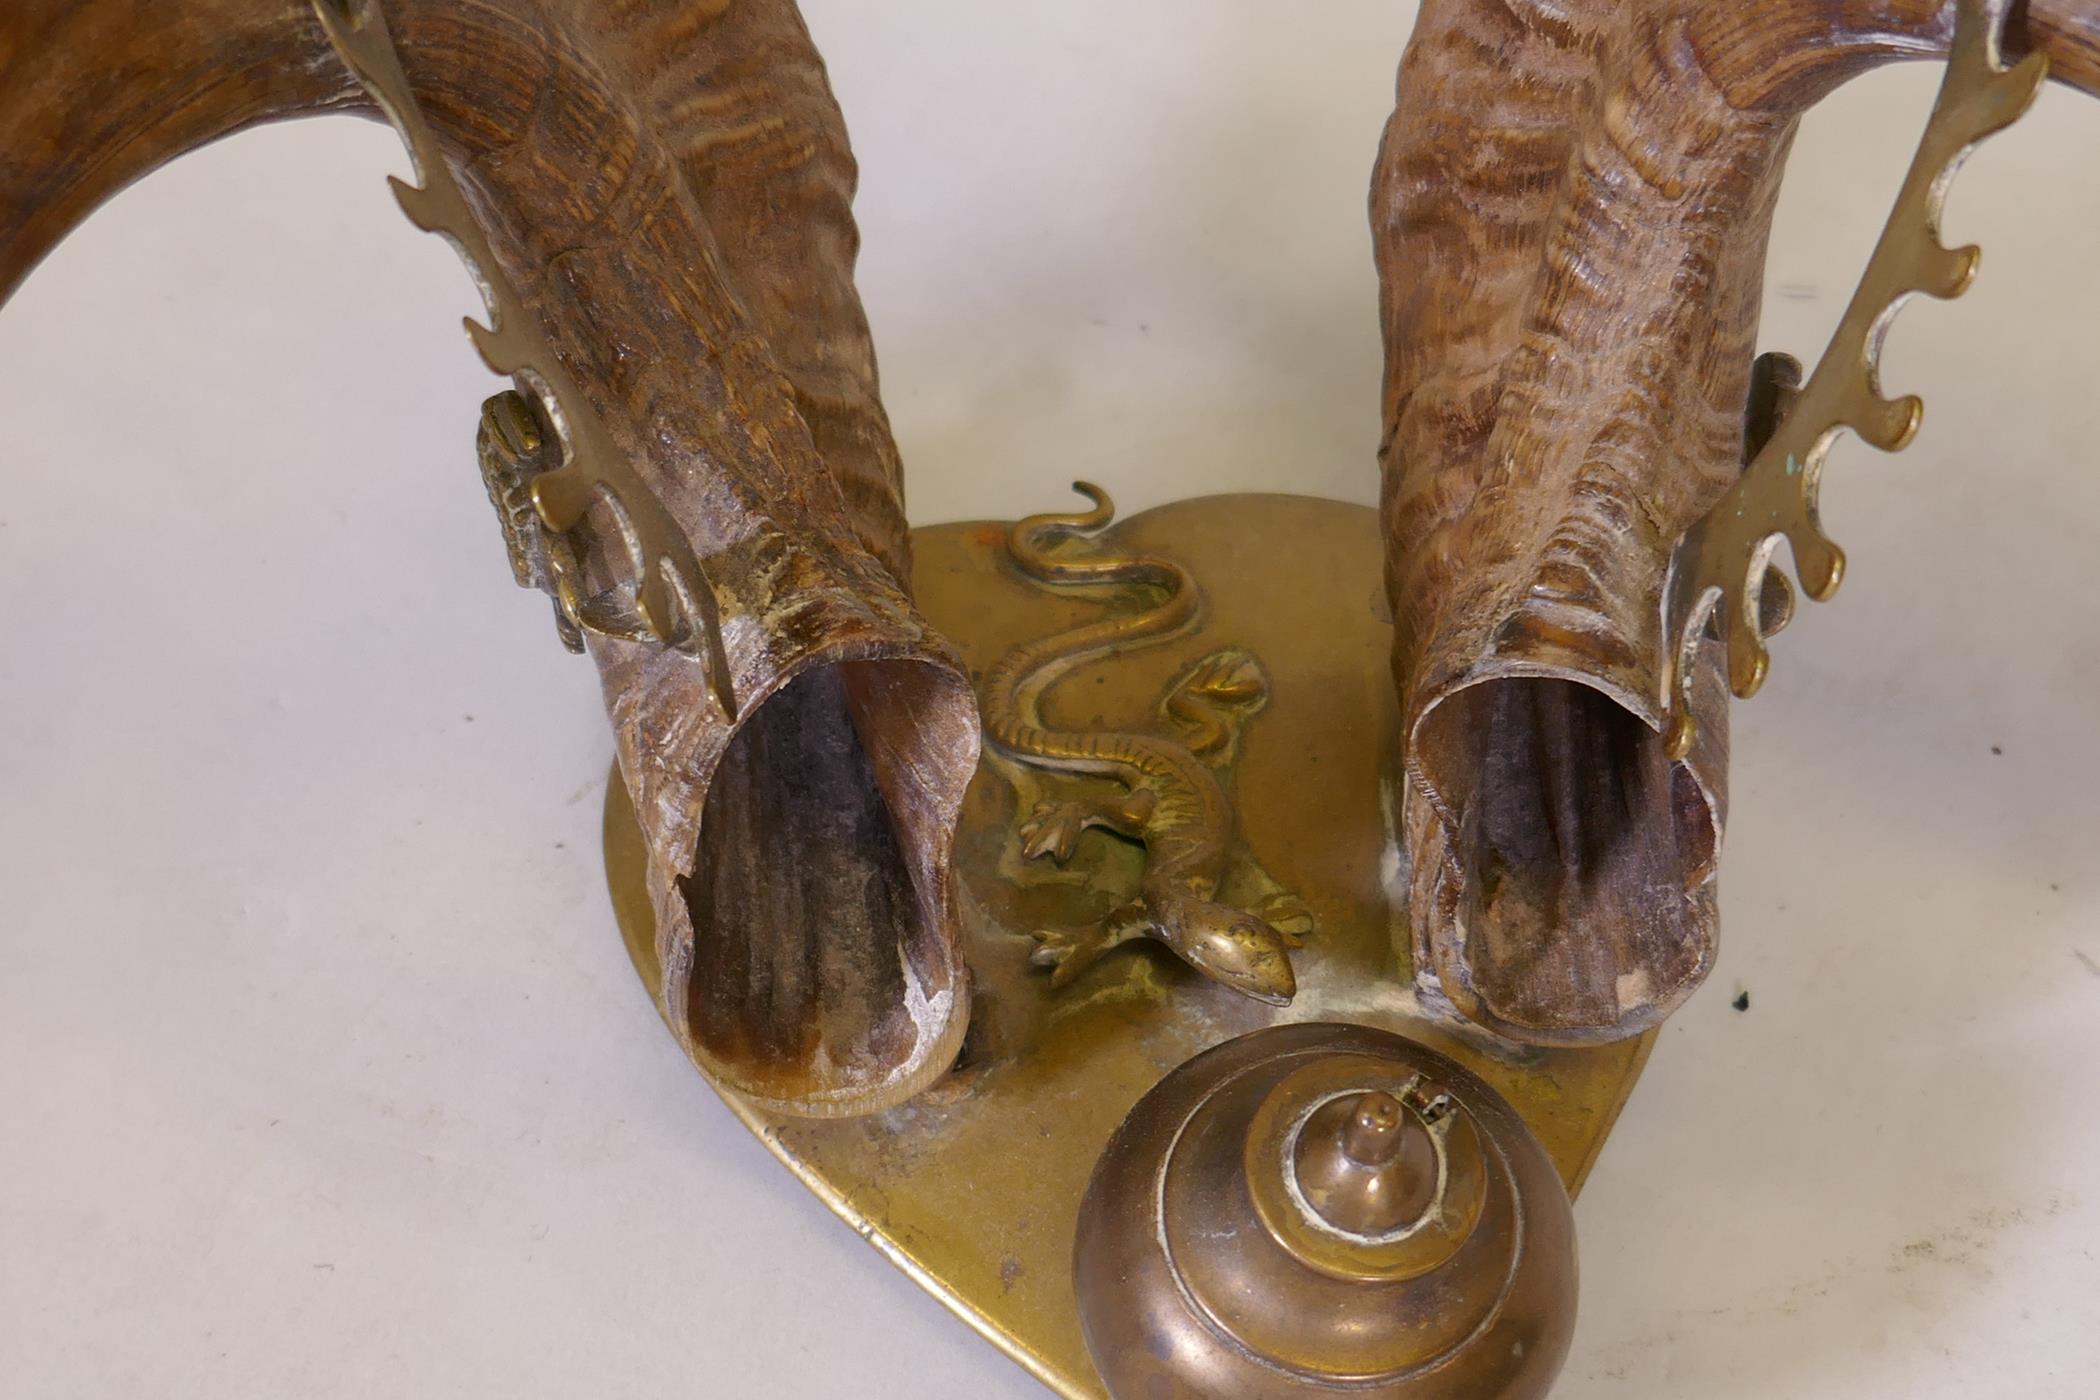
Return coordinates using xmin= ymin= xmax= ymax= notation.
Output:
xmin=982 ymin=483 xmax=1308 ymax=1003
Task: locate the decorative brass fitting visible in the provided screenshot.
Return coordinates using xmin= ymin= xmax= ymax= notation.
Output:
xmin=1661 ymin=0 xmax=2048 ymax=757
xmin=1073 ymin=1022 xmax=1578 ymax=1398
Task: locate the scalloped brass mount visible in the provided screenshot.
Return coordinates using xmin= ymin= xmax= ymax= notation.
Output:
xmin=312 ymin=0 xmax=738 ymax=716
xmin=1660 ymin=0 xmax=2047 ymax=758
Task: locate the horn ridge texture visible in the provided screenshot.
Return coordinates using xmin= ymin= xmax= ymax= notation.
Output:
xmin=1 ymin=0 xmax=976 ymax=1115
xmin=1373 ymin=0 xmax=2100 ymax=1046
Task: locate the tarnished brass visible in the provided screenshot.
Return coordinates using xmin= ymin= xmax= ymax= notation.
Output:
xmin=1074 ymin=1023 xmax=1577 ymax=1399
xmin=983 ymin=482 xmax=1308 ymax=1004
xmin=1239 ymin=1055 xmax=1489 ymax=1285
xmin=315 ymin=0 xmax=738 ymax=712
xmin=1660 ymin=0 xmax=2047 ymax=758
xmin=1284 ymin=1088 xmax=1442 ymax=1240
xmin=477 ymin=390 xmax=586 ymax=653
xmin=603 ymin=494 xmax=1650 ymax=1398
xmin=11 ymin=0 xmax=2100 ymax=1383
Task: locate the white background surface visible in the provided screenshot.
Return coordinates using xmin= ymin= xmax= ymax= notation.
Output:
xmin=4 ymin=3 xmax=2099 ymax=1396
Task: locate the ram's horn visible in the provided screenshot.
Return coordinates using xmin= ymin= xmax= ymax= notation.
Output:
xmin=1374 ymin=0 xmax=2100 ymax=1047
xmin=1 ymin=0 xmax=976 ymax=1115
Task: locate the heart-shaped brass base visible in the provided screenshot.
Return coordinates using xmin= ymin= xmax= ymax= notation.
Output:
xmin=603 ymin=493 xmax=1653 ymax=1398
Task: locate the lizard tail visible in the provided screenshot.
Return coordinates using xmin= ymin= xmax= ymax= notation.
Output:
xmin=982 ymin=482 xmax=1201 ymax=751
xmin=1009 ymin=482 xmax=1158 ymax=588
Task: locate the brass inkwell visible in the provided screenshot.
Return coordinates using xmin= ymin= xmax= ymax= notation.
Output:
xmin=5 ymin=0 xmax=2093 ymax=1394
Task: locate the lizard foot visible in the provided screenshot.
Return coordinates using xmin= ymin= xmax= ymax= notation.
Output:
xmin=1019 ymin=800 xmax=1090 ymax=863
xmin=1259 ymin=892 xmax=1315 ymax=947
xmin=1029 ymin=923 xmax=1114 ymax=988
xmin=1179 ymin=648 xmax=1268 ymax=707
xmin=1019 ymin=790 xmax=1156 ymax=862
xmin=1164 ymin=649 xmax=1270 ymax=757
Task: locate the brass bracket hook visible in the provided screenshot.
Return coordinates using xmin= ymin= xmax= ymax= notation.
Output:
xmin=1659 ymin=0 xmax=2046 ymax=759
xmin=312 ymin=0 xmax=738 ymax=716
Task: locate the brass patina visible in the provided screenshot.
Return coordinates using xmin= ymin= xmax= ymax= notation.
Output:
xmin=1284 ymin=1087 xmax=1444 ymax=1240
xmin=10 ymin=0 xmax=2100 ymax=1389
xmin=316 ymin=0 xmax=739 ymax=711
xmin=604 ymin=494 xmax=1650 ymax=1398
xmin=982 ymin=482 xmax=1309 ymax=1004
xmin=1074 ymin=1024 xmax=1578 ymax=1398
xmin=1660 ymin=0 xmax=2048 ymax=756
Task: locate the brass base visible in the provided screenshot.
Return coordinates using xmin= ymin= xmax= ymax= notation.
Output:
xmin=602 ymin=493 xmax=1653 ymax=1399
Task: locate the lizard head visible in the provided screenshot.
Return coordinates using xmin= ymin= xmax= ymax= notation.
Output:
xmin=1172 ymin=902 xmax=1298 ymax=1006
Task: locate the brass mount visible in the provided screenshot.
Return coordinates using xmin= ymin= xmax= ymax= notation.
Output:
xmin=1660 ymin=0 xmax=2047 ymax=757
xmin=314 ymin=0 xmax=739 ymax=713
xmin=603 ymin=494 xmax=1648 ymax=1398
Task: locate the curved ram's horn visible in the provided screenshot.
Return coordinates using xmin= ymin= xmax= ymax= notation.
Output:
xmin=0 ymin=0 xmax=977 ymax=1115
xmin=1375 ymin=0 xmax=2100 ymax=1046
